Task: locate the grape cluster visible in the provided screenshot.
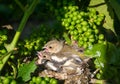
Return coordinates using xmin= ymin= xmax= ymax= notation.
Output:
xmin=17 ymin=24 xmax=64 ymax=56
xmin=0 ymin=76 xmax=17 ymax=84
xmin=61 ymin=6 xmax=105 ymax=48
xmin=29 ymin=76 xmax=58 ymax=84
xmin=0 ymin=29 xmax=8 ymax=56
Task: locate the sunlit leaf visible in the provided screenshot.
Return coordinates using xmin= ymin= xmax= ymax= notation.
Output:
xmin=85 ymin=43 xmax=107 ymax=68
xmin=89 ymin=0 xmax=115 ymax=34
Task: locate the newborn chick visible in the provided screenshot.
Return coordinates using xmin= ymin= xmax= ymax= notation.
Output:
xmin=36 ymin=51 xmax=65 ymax=71
xmin=43 ymin=39 xmax=85 ymax=60
xmin=36 ymin=51 xmax=83 ymax=75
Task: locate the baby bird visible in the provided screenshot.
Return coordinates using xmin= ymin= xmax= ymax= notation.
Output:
xmin=36 ymin=51 xmax=65 ymax=71
xmin=43 ymin=39 xmax=85 ymax=60
xmin=36 ymin=51 xmax=83 ymax=75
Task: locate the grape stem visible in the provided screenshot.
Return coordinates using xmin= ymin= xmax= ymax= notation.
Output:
xmin=14 ymin=0 xmax=25 ymax=12
xmin=0 ymin=0 xmax=39 ymax=72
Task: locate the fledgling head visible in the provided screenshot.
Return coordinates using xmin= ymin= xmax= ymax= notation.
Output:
xmin=43 ymin=40 xmax=64 ymax=53
xmin=37 ymin=51 xmax=51 ymax=60
xmin=36 ymin=51 xmax=51 ymax=65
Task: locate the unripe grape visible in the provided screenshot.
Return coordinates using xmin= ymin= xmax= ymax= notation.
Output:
xmin=99 ymin=34 xmax=104 ymax=40
xmin=94 ymin=29 xmax=99 ymax=34
xmin=81 ymin=21 xmax=88 ymax=26
xmin=82 ymin=26 xmax=87 ymax=32
xmin=3 ymin=78 xmax=10 ymax=84
xmin=10 ymin=80 xmax=17 ymax=84
xmin=71 ymin=21 xmax=76 ymax=26
xmin=36 ymin=77 xmax=42 ymax=83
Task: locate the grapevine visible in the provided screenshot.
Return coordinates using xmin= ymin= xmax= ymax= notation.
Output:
xmin=60 ymin=6 xmax=106 ymax=48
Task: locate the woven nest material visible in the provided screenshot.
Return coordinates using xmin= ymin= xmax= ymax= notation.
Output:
xmin=38 ymin=61 xmax=92 ymax=84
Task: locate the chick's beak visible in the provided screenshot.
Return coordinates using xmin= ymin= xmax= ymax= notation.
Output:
xmin=42 ymin=47 xmax=49 ymax=52
xmin=36 ymin=51 xmax=42 ymax=59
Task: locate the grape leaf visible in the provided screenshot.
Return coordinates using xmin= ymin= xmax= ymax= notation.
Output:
xmin=109 ymin=0 xmax=120 ymax=21
xmin=85 ymin=42 xmax=120 ymax=81
xmin=89 ymin=0 xmax=115 ymax=34
xmin=17 ymin=60 xmax=37 ymax=82
xmin=85 ymin=43 xmax=107 ymax=68
xmin=85 ymin=42 xmax=120 ymax=68
xmin=106 ymin=43 xmax=120 ymax=66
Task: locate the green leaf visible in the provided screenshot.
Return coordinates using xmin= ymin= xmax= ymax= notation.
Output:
xmin=106 ymin=43 xmax=120 ymax=66
xmin=85 ymin=42 xmax=120 ymax=80
xmin=17 ymin=60 xmax=37 ymax=82
xmin=89 ymin=0 xmax=115 ymax=34
xmin=109 ymin=0 xmax=120 ymax=21
xmin=85 ymin=43 xmax=107 ymax=68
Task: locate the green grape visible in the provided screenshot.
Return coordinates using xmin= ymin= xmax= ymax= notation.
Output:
xmin=85 ymin=31 xmax=91 ymax=36
xmin=94 ymin=29 xmax=99 ymax=34
xmin=78 ymin=29 xmax=83 ymax=34
xmin=89 ymin=35 xmax=94 ymax=39
xmin=73 ymin=11 xmax=78 ymax=16
xmin=10 ymin=55 xmax=15 ymax=59
xmin=44 ymin=77 xmax=50 ymax=82
xmin=32 ymin=76 xmax=36 ymax=83
xmin=36 ymin=77 xmax=42 ymax=83
xmin=76 ymin=19 xmax=81 ymax=24
xmin=96 ymin=21 xmax=101 ymax=25
xmin=89 ymin=38 xmax=95 ymax=43
xmin=73 ymin=29 xmax=78 ymax=35
xmin=69 ymin=25 xmax=74 ymax=30
xmin=77 ymin=14 xmax=82 ymax=19
xmin=10 ymin=80 xmax=17 ymax=84
xmin=2 ymin=35 xmax=7 ymax=41
xmin=50 ymin=79 xmax=58 ymax=84
xmin=78 ymin=40 xmax=84 ymax=47
xmin=97 ymin=17 xmax=103 ymax=22
xmin=96 ymin=73 xmax=102 ymax=79
xmin=99 ymin=34 xmax=104 ymax=40
xmin=72 ymin=35 xmax=78 ymax=40
xmin=81 ymin=21 xmax=88 ymax=26
xmin=29 ymin=81 xmax=34 ymax=84
xmin=67 ymin=18 xmax=72 ymax=23
xmin=80 ymin=11 xmax=85 ymax=16
xmin=98 ymin=40 xmax=104 ymax=43
xmin=76 ymin=24 xmax=82 ymax=28
xmin=83 ymin=43 xmax=88 ymax=49
xmin=82 ymin=26 xmax=87 ymax=32
xmin=71 ymin=21 xmax=76 ymax=26
xmin=93 ymin=24 xmax=97 ymax=29
xmin=69 ymin=14 xmax=74 ymax=18
xmin=0 ymin=49 xmax=6 ymax=54
xmin=93 ymin=15 xmax=98 ymax=20
xmin=64 ymin=23 xmax=69 ymax=27
xmin=80 ymin=18 xmax=84 ymax=22
xmin=40 ymin=80 xmax=47 ymax=84
xmin=3 ymin=77 xmax=10 ymax=84
xmin=83 ymin=37 xmax=88 ymax=42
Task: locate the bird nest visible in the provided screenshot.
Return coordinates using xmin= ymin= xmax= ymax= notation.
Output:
xmin=38 ymin=59 xmax=93 ymax=84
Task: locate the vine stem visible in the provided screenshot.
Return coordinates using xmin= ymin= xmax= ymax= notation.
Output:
xmin=14 ymin=0 xmax=25 ymax=12
xmin=0 ymin=0 xmax=39 ymax=72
